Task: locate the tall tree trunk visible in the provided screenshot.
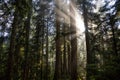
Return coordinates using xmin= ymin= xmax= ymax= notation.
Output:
xmin=14 ymin=39 xmax=21 ymax=80
xmin=63 ymin=23 xmax=67 ymax=76
xmin=68 ymin=42 xmax=71 ymax=77
xmin=53 ymin=16 xmax=62 ymax=80
xmin=0 ymin=30 xmax=5 ymax=61
xmin=110 ymin=16 xmax=118 ymax=56
xmin=70 ymin=0 xmax=78 ymax=80
xmin=83 ymin=0 xmax=91 ymax=80
xmin=41 ymin=17 xmax=45 ymax=80
xmin=53 ymin=0 xmax=62 ymax=80
xmin=23 ymin=1 xmax=32 ymax=79
xmin=46 ymin=20 xmax=49 ymax=80
xmin=35 ymin=16 xmax=41 ymax=80
xmin=6 ymin=6 xmax=18 ymax=80
xmin=67 ymin=5 xmax=71 ymax=78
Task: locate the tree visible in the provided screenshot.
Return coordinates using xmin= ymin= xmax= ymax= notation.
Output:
xmin=23 ymin=0 xmax=32 ymax=79
xmin=82 ymin=0 xmax=91 ymax=80
xmin=70 ymin=0 xmax=78 ymax=80
xmin=53 ymin=0 xmax=62 ymax=79
xmin=6 ymin=1 xmax=19 ymax=79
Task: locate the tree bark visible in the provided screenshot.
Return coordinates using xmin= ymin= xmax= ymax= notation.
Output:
xmin=63 ymin=22 xmax=67 ymax=76
xmin=23 ymin=1 xmax=32 ymax=79
xmin=6 ymin=6 xmax=18 ymax=80
xmin=110 ymin=16 xmax=118 ymax=56
xmin=53 ymin=0 xmax=62 ymax=80
xmin=83 ymin=0 xmax=91 ymax=80
xmin=46 ymin=20 xmax=49 ymax=80
xmin=70 ymin=0 xmax=78 ymax=80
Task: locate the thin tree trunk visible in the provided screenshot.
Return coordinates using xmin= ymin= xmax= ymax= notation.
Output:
xmin=68 ymin=43 xmax=71 ymax=77
xmin=41 ymin=22 xmax=44 ymax=80
xmin=0 ymin=30 xmax=5 ymax=61
xmin=35 ymin=17 xmax=41 ymax=80
xmin=63 ymin=20 xmax=67 ymax=77
xmin=110 ymin=17 xmax=118 ymax=56
xmin=46 ymin=20 xmax=49 ymax=80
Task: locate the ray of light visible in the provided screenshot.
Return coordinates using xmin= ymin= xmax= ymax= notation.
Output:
xmin=55 ymin=0 xmax=85 ymax=39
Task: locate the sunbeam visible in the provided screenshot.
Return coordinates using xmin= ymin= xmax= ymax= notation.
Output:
xmin=55 ymin=0 xmax=85 ymax=39
xmin=75 ymin=11 xmax=85 ymax=34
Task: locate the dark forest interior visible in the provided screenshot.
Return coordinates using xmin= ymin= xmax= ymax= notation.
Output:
xmin=0 ymin=0 xmax=120 ymax=80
